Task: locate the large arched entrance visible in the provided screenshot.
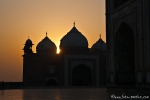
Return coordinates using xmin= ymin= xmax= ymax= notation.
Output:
xmin=46 ymin=79 xmax=57 ymax=86
xmin=115 ymin=22 xmax=135 ymax=86
xmin=72 ymin=64 xmax=92 ymax=86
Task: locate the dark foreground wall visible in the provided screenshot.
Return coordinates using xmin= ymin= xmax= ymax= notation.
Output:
xmin=0 ymin=82 xmax=23 ymax=89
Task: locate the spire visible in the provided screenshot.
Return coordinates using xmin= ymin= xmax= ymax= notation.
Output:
xmin=100 ymin=34 xmax=101 ymax=39
xmin=46 ymin=31 xmax=48 ymax=37
xmin=28 ymin=36 xmax=29 ymax=39
xmin=73 ymin=21 xmax=75 ymax=27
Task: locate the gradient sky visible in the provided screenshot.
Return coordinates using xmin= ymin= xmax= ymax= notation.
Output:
xmin=0 ymin=0 xmax=105 ymax=82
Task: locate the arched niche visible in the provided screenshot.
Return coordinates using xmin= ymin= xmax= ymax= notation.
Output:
xmin=72 ymin=64 xmax=92 ymax=86
xmin=115 ymin=22 xmax=135 ymax=86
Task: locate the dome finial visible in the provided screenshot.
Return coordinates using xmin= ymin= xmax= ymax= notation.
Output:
xmin=46 ymin=31 xmax=48 ymax=37
xmin=73 ymin=21 xmax=75 ymax=27
xmin=100 ymin=34 xmax=101 ymax=39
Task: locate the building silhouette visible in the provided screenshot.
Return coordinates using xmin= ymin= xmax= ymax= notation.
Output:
xmin=106 ymin=0 xmax=150 ymax=87
xmin=22 ymin=24 xmax=106 ymax=87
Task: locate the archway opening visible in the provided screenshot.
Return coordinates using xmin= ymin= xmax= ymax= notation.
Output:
xmin=72 ymin=64 xmax=92 ymax=86
xmin=115 ymin=22 xmax=135 ymax=86
xmin=46 ymin=79 xmax=57 ymax=86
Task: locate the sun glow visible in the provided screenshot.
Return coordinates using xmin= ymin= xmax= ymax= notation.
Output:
xmin=57 ymin=48 xmax=60 ymax=54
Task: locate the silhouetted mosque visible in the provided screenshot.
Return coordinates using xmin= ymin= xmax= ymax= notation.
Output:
xmin=22 ymin=23 xmax=106 ymax=87
xmin=106 ymin=0 xmax=150 ymax=87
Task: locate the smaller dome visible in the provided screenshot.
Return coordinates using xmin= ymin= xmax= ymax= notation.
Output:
xmin=36 ymin=32 xmax=57 ymax=53
xmin=91 ymin=35 xmax=106 ymax=51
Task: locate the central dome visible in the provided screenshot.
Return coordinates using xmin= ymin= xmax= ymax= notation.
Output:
xmin=60 ymin=25 xmax=88 ymax=48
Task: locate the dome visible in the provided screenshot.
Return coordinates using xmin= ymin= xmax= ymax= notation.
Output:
xmin=36 ymin=33 xmax=57 ymax=53
xmin=60 ymin=24 xmax=88 ymax=48
xmin=91 ymin=35 xmax=106 ymax=51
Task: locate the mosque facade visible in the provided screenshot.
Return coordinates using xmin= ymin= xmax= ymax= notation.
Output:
xmin=106 ymin=0 xmax=150 ymax=87
xmin=22 ymin=24 xmax=106 ymax=87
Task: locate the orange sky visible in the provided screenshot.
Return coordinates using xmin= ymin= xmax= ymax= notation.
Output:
xmin=0 ymin=0 xmax=105 ymax=82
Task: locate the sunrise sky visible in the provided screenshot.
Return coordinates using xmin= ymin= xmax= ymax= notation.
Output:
xmin=0 ymin=0 xmax=105 ymax=82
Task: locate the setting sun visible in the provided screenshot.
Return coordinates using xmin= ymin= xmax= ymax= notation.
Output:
xmin=57 ymin=47 xmax=60 ymax=54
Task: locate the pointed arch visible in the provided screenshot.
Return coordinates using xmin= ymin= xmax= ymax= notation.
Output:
xmin=114 ymin=22 xmax=135 ymax=86
xmin=72 ymin=64 xmax=92 ymax=86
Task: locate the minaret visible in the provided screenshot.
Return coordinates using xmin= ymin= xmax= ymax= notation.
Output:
xmin=23 ymin=37 xmax=34 ymax=54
